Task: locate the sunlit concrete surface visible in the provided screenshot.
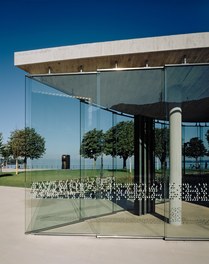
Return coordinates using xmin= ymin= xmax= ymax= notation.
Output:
xmin=0 ymin=186 xmax=209 ymax=264
xmin=14 ymin=32 xmax=209 ymax=74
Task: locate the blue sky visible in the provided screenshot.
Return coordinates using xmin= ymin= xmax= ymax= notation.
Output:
xmin=1 ymin=0 xmax=209 ymax=143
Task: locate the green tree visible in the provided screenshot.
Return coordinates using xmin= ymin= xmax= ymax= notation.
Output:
xmin=0 ymin=132 xmax=3 ymax=171
xmin=154 ymin=127 xmax=169 ymax=170
xmin=104 ymin=121 xmax=134 ymax=170
xmin=0 ymin=132 xmax=3 ymax=153
xmin=9 ymin=127 xmax=46 ymax=174
xmin=184 ymin=137 xmax=207 ymax=167
xmin=1 ymin=143 xmax=12 ymax=168
xmin=80 ymin=128 xmax=104 ymax=169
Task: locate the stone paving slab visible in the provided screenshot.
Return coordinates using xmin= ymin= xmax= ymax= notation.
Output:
xmin=1 ymin=186 xmax=209 ymax=264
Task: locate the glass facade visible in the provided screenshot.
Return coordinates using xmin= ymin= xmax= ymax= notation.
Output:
xmin=25 ymin=64 xmax=209 ymax=239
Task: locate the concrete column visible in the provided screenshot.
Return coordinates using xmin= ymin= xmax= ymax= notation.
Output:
xmin=169 ymin=107 xmax=182 ymax=225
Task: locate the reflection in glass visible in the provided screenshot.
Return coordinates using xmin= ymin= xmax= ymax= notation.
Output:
xmin=165 ymin=65 xmax=209 ymax=240
xmin=25 ymin=65 xmax=209 ymax=239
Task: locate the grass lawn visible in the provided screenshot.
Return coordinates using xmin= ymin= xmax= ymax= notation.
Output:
xmin=0 ymin=169 xmax=133 ymax=188
xmin=0 ymin=171 xmax=26 ymax=187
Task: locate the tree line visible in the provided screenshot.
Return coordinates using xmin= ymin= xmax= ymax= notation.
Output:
xmin=1 ymin=122 xmax=209 ymax=175
xmin=80 ymin=121 xmax=134 ymax=170
xmin=80 ymin=120 xmax=164 ymax=170
xmin=155 ymin=128 xmax=209 ymax=169
xmin=81 ymin=121 xmax=209 ymax=170
xmin=0 ymin=128 xmax=46 ymax=174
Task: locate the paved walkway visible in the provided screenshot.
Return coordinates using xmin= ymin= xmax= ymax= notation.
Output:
xmin=0 ymin=186 xmax=209 ymax=264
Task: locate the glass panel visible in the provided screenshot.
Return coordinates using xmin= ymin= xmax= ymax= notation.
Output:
xmin=25 ymin=76 xmax=33 ymax=233
xmin=33 ymin=73 xmax=97 ymax=104
xmin=26 ymin=68 xmax=167 ymax=237
xmin=165 ymin=65 xmax=209 ymax=240
xmin=94 ymin=69 xmax=166 ymax=237
xmin=26 ymin=65 xmax=209 ymax=240
xmin=154 ymin=120 xmax=169 ymax=234
xmin=25 ymin=75 xmax=82 ymax=233
xmin=99 ymin=69 xmax=165 ymax=118
xmin=79 ymin=102 xmax=116 ymax=234
xmin=94 ymin=113 xmax=136 ymax=236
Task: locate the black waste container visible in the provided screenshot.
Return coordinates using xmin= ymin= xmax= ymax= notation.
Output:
xmin=62 ymin=155 xmax=70 ymax=169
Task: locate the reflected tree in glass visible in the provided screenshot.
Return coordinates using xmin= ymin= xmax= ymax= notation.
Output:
xmin=154 ymin=127 xmax=169 ymax=170
xmin=104 ymin=121 xmax=134 ymax=170
xmin=80 ymin=128 xmax=104 ymax=169
xmin=184 ymin=137 xmax=207 ymax=168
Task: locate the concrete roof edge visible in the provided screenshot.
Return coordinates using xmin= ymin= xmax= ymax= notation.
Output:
xmin=14 ymin=32 xmax=209 ymax=66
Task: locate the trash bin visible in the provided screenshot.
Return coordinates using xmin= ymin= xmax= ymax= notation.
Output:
xmin=62 ymin=155 xmax=70 ymax=169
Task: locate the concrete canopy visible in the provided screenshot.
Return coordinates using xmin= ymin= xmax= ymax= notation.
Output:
xmin=15 ymin=33 xmax=209 ymax=122
xmin=15 ymin=32 xmax=209 ymax=73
